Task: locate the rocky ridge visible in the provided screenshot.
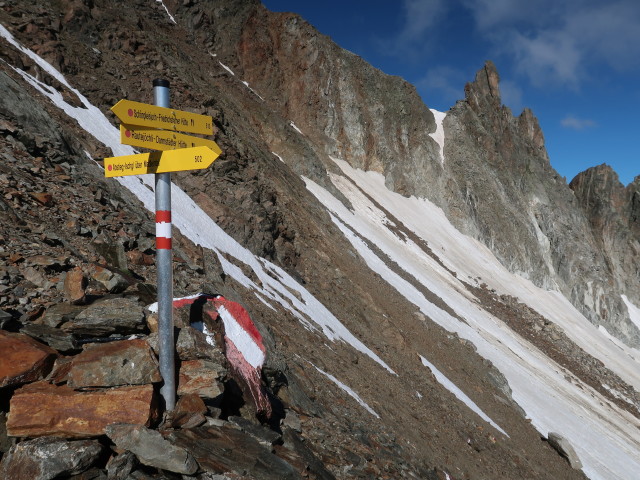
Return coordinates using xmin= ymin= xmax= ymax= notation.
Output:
xmin=0 ymin=0 xmax=637 ymax=479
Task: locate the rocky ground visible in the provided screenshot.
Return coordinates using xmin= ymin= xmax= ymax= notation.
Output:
xmin=0 ymin=1 xmax=637 ymax=479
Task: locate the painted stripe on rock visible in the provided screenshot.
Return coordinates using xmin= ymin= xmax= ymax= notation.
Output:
xmin=213 ymin=298 xmax=265 ymax=350
xmin=217 ymin=304 xmax=265 ymax=368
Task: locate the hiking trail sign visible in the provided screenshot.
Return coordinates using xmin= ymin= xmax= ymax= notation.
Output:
xmin=119 ymin=124 xmax=222 ymax=153
xmin=111 ymin=99 xmax=214 ymax=135
xmin=105 ymin=98 xmax=221 ymax=177
xmin=104 ymin=146 xmax=217 ymax=177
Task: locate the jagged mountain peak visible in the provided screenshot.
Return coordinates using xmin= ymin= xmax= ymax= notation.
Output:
xmin=464 ymin=59 xmax=502 ymax=110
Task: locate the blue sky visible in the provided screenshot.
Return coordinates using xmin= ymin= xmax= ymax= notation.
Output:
xmin=262 ymin=0 xmax=639 ymax=186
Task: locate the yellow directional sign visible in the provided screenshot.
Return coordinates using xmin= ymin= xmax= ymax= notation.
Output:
xmin=119 ymin=124 xmax=222 ymax=154
xmin=111 ymin=99 xmax=213 ymax=135
xmin=104 ymin=146 xmax=219 ymax=178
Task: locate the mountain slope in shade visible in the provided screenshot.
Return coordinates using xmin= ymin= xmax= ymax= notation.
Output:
xmin=0 ymin=1 xmax=638 ymax=479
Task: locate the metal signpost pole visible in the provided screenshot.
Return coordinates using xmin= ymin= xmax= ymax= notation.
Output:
xmin=153 ymin=78 xmax=175 ymax=411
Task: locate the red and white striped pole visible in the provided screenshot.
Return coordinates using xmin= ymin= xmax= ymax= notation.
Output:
xmin=155 ymin=210 xmax=172 ymax=250
xmin=153 ymin=79 xmax=175 ymax=411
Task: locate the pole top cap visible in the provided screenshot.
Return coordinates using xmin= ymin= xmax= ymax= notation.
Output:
xmin=153 ymin=78 xmax=170 ymax=88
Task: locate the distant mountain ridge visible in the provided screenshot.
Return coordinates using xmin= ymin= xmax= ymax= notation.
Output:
xmin=220 ymin=2 xmax=640 ymax=346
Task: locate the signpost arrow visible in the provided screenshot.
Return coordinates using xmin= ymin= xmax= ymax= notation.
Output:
xmin=111 ymin=99 xmax=214 ymax=135
xmin=104 ymin=145 xmax=219 ymax=177
xmin=119 ymin=124 xmax=223 ymax=153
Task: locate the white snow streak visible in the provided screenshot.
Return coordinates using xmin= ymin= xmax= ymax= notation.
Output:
xmin=289 ymin=121 xmax=304 ymax=135
xmin=313 ymin=364 xmax=380 ymax=418
xmin=419 ymin=354 xmax=508 ymax=436
xmin=155 ymin=0 xmax=176 ymax=24
xmin=218 ymin=61 xmax=235 ymax=76
xmin=622 ymin=295 xmax=640 ymax=332
xmin=429 ymin=109 xmax=446 ymax=165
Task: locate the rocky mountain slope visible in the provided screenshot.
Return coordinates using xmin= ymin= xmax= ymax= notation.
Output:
xmin=0 ymin=1 xmax=639 ymax=479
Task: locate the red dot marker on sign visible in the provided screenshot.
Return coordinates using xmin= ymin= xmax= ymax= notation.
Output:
xmin=125 ymin=129 xmax=131 ymax=138
xmin=108 ymin=164 xmax=112 ymax=171
xmin=127 ymin=108 xmax=133 ymax=117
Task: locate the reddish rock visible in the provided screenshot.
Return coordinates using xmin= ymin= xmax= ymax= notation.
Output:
xmin=63 ymin=267 xmax=86 ymax=305
xmin=30 ymin=192 xmax=53 ymax=206
xmin=6 ymin=382 xmax=157 ymax=438
xmin=176 ymin=393 xmax=207 ymax=415
xmin=0 ymin=331 xmax=57 ymax=388
xmin=178 ymin=359 xmax=224 ymax=399
xmin=170 ymin=393 xmax=208 ymax=429
xmin=127 ymin=250 xmax=154 ymax=266
xmin=67 ymin=338 xmax=161 ymax=388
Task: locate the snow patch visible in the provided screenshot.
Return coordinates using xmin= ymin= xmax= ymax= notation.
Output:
xmin=419 ymin=354 xmax=508 ymax=436
xmin=429 ymin=109 xmax=446 ymax=166
xmin=289 ymin=121 xmax=304 ymax=135
xmin=304 ymin=158 xmax=640 ymax=480
xmin=313 ymin=364 xmax=380 ymax=418
xmin=218 ymin=61 xmax=235 ymax=76
xmin=155 ymin=0 xmax=176 ymax=24
xmin=622 ymin=295 xmax=640 ymax=332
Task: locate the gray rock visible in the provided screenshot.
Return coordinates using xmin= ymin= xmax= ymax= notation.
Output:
xmin=41 ymin=303 xmax=84 ymax=328
xmin=106 ymin=451 xmax=137 ymax=480
xmin=62 ymin=297 xmax=145 ymax=336
xmin=0 ymin=436 xmax=104 ymax=480
xmin=169 ymin=425 xmax=301 ymax=479
xmin=228 ymin=415 xmax=282 ymax=448
xmin=20 ymin=323 xmax=78 ymax=352
xmin=67 ymin=338 xmax=161 ymax=388
xmin=0 ymin=412 xmax=15 ymax=454
xmin=547 ymin=432 xmax=583 ymax=470
xmin=176 ymin=325 xmax=224 ymax=362
xmin=104 ymin=424 xmax=198 ymax=475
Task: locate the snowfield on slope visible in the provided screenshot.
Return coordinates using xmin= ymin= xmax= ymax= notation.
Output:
xmin=303 ymin=158 xmax=640 ymax=480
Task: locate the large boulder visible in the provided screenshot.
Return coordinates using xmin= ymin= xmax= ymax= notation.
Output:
xmin=104 ymin=423 xmax=198 ymax=475
xmin=0 ymin=436 xmax=104 ymax=480
xmin=6 ymin=382 xmax=157 ymax=438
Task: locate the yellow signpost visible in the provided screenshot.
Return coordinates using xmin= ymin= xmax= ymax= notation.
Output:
xmin=119 ymin=124 xmax=222 ymax=153
xmin=104 ymin=146 xmax=219 ymax=177
xmin=111 ymin=99 xmax=214 ymax=135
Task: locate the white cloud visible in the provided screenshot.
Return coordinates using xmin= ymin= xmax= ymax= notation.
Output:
xmin=508 ymin=30 xmax=583 ymax=88
xmin=380 ymin=0 xmax=447 ymax=58
xmin=560 ymin=115 xmax=596 ymax=130
xmin=462 ymin=0 xmax=640 ymax=87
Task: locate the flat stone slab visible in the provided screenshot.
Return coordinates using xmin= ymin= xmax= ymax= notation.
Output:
xmin=177 ymin=359 xmax=225 ymax=399
xmin=67 ymin=338 xmax=161 ymax=388
xmin=7 ymin=382 xmax=157 ymax=438
xmin=105 ymin=424 xmax=198 ymax=475
xmin=170 ymin=425 xmax=301 ymax=479
xmin=0 ymin=436 xmax=104 ymax=480
xmin=61 ymin=297 xmax=145 ymax=336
